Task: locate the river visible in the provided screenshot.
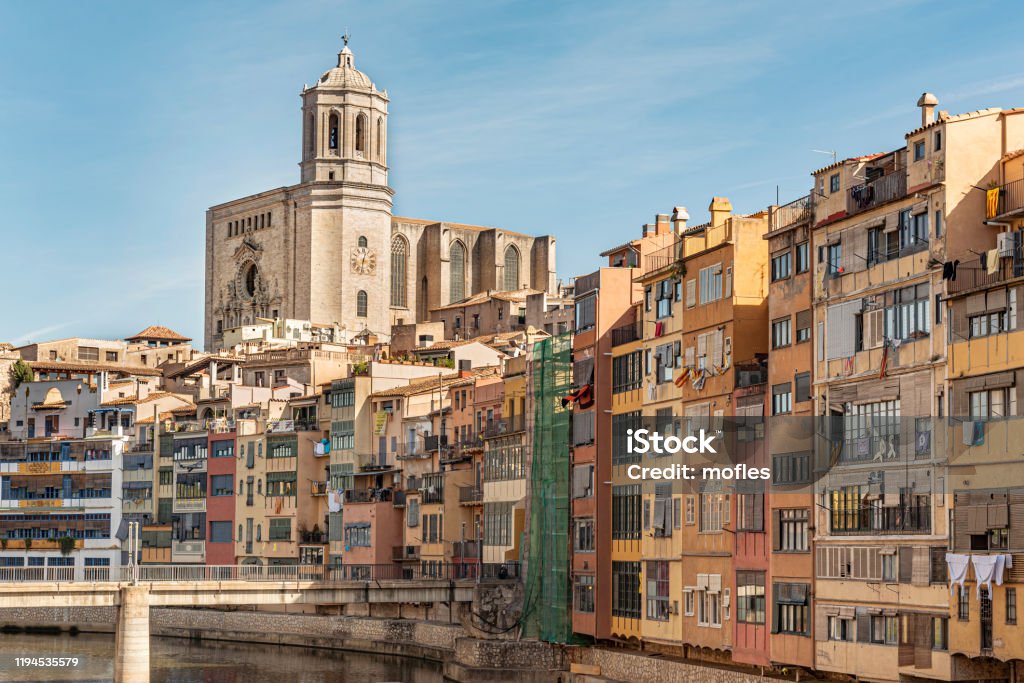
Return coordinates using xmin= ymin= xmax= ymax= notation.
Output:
xmin=0 ymin=632 xmax=445 ymax=682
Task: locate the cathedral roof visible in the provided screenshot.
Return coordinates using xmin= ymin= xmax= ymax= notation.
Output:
xmin=313 ymin=46 xmax=377 ymax=92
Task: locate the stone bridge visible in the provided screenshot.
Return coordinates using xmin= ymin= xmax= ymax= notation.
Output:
xmin=0 ymin=564 xmax=514 ymax=683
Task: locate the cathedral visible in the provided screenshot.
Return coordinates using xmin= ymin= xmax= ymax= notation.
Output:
xmin=204 ymin=40 xmax=557 ymax=350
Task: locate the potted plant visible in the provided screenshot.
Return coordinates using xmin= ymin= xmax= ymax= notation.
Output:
xmin=24 ymin=538 xmax=32 ymax=551
xmin=58 ymin=536 xmax=75 ymax=556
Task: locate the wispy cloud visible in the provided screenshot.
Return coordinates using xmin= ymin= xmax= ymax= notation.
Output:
xmin=11 ymin=322 xmax=78 ymax=347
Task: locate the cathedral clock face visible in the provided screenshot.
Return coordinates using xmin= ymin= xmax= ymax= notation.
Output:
xmin=350 ymin=246 xmax=377 ymax=275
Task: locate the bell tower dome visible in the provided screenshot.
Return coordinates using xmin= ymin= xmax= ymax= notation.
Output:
xmin=299 ymin=36 xmax=389 ymax=185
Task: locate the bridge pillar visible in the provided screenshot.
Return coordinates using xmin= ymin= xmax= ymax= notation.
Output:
xmin=114 ymin=585 xmax=150 ymax=683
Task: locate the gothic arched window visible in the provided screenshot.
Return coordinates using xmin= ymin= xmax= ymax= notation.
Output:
xmin=355 ymin=114 xmax=367 ymax=155
xmin=376 ymin=117 xmax=383 ymax=159
xmin=391 ymin=235 xmax=408 ymax=307
xmin=449 ymin=241 xmax=467 ymax=304
xmin=358 ymin=236 xmax=368 ymax=248
xmin=503 ymin=246 xmax=521 ymax=291
xmin=306 ymin=113 xmax=315 ymax=156
xmin=357 ymin=290 xmax=368 ymax=317
xmin=329 ymin=113 xmax=339 ymax=151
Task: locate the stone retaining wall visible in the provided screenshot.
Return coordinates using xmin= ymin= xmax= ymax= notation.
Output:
xmin=572 ymin=647 xmax=777 ymax=683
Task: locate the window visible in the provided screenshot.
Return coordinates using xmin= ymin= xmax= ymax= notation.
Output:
xmin=266 ymin=471 xmax=297 ymax=497
xmin=390 ymin=235 xmax=408 ymax=307
xmin=376 ymin=117 xmax=384 ymax=158
xmin=796 ymin=309 xmax=811 ymax=343
xmin=355 ymin=113 xmax=367 ymax=155
xmin=209 ymin=521 xmax=232 ymax=543
xmin=574 ymin=518 xmax=595 ymax=552
xmin=268 ymin=518 xmax=291 ymax=541
xmin=356 ymin=290 xmax=368 ymax=317
xmin=829 ymin=173 xmax=840 ymax=193
xmin=612 ymin=485 xmax=641 ymax=540
xmin=646 ymin=561 xmax=670 ymax=621
xmin=970 ymin=388 xmax=1016 ymax=420
xmin=969 ymin=309 xmax=1009 ymax=339
xmin=795 ymin=242 xmax=810 ymax=273
xmin=1008 ymin=588 xmax=1017 ymax=625
xmin=574 ymin=575 xmax=595 ymax=613
xmin=870 ymin=615 xmax=899 ymax=645
xmin=105 ymin=351 xmax=118 ymax=362
xmin=572 ymin=464 xmax=594 ymax=499
xmin=826 ymin=242 xmax=843 ymax=275
xmin=773 ymin=454 xmax=810 ymax=486
xmin=736 ymin=571 xmax=765 ymax=624
xmin=900 ymin=210 xmax=929 ymax=249
xmin=685 ymin=495 xmax=696 ymax=525
xmin=828 ymin=616 xmax=853 ymax=641
xmin=699 ymin=493 xmax=726 ymax=532
xmin=934 ymin=130 xmax=942 ymax=152
xmin=774 ymin=583 xmax=809 ymax=634
xmin=771 ymin=251 xmax=791 ymax=281
xmin=612 ymin=561 xmax=641 ymax=619
xmin=655 ymin=279 xmax=673 ymax=318
xmin=344 ymin=524 xmax=370 ymax=547
xmin=882 ymin=553 xmax=897 ymax=581
xmin=932 ymin=616 xmax=949 ymax=650
xmin=575 ymin=294 xmax=596 ymax=331
xmin=737 ymin=484 xmax=764 ymax=531
xmin=914 ymin=140 xmax=926 ymax=161
xmin=684 ymin=590 xmax=695 ymax=616
xmin=613 ymin=352 xmax=643 ymax=394
xmin=211 ymin=475 xmax=233 ymax=497
xmin=935 ymin=209 xmax=943 ymax=238
xmin=775 ymin=508 xmax=809 ymax=551
xmin=77 ymin=346 xmax=99 ymax=362
xmin=958 ymin=589 xmax=969 ymax=621
xmin=449 ymin=241 xmax=467 ymax=303
xmin=794 ymin=371 xmax=811 ymax=403
xmin=612 ymin=412 xmax=642 ymax=465
xmin=699 ymin=264 xmax=723 ymax=304
xmin=772 ymin=317 xmax=791 ymax=348
xmin=212 ymin=441 xmax=234 ymax=458
xmin=698 ymin=588 xmax=722 ymax=627
xmin=329 ymin=113 xmax=339 ymax=150
xmin=483 ymin=502 xmax=512 ymax=546
xmin=503 ymin=246 xmax=520 ymax=291
xmin=772 ymin=383 xmax=792 ymax=415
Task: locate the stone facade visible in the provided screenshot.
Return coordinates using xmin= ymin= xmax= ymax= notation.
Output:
xmin=204 ymin=42 xmax=557 ymax=351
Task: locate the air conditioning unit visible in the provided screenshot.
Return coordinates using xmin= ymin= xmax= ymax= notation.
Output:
xmin=997 ymin=232 xmax=1015 ymax=258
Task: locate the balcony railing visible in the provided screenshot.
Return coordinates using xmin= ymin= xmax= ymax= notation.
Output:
xmin=458 ymin=486 xmax=483 ymax=505
xmin=830 ymin=504 xmax=931 ymax=535
xmin=392 ymin=545 xmax=421 ymax=561
xmin=947 ymin=254 xmax=1024 ymax=295
xmin=993 ymin=178 xmax=1024 ymax=218
xmin=300 ymin=530 xmax=326 ymax=544
xmin=644 ymin=241 xmax=681 ymax=274
xmin=343 ymin=488 xmax=392 ymax=504
xmin=847 ymin=172 xmax=907 ymax=216
xmin=310 ymin=481 xmax=328 ymax=496
xmin=769 ymin=195 xmax=812 ymax=233
xmin=483 ymin=416 xmax=526 ymax=438
xmin=611 ymin=321 xmax=642 ymax=347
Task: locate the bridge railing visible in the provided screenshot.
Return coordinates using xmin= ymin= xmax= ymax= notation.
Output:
xmin=0 ymin=562 xmax=523 ymax=584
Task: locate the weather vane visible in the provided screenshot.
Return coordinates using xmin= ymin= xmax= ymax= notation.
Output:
xmin=342 ymin=29 xmax=350 ymax=47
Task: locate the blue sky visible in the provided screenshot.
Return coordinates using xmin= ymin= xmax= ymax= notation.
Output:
xmin=2 ymin=0 xmax=1024 ymax=346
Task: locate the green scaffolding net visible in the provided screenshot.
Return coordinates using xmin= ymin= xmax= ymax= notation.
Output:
xmin=521 ymin=332 xmax=573 ymax=643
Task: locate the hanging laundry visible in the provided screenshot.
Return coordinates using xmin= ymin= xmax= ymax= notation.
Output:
xmin=987 ymin=248 xmax=999 ymax=275
xmin=654 ymin=321 xmax=664 ymax=337
xmin=561 ymin=383 xmax=594 ymax=410
xmin=946 ymin=553 xmax=970 ymax=596
xmin=942 ymin=260 xmax=961 ymax=281
xmin=980 ymin=251 xmax=988 ymax=271
xmin=972 ymin=554 xmax=1002 ymax=599
xmin=673 ymin=367 xmax=690 ymax=388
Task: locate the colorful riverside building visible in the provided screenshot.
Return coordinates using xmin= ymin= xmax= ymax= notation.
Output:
xmin=570 ymin=265 xmax=642 ymax=640
xmin=0 ymin=438 xmax=124 ymax=578
xmin=943 ymin=140 xmax=1024 ymax=677
xmin=764 ymin=195 xmax=816 ymax=670
xmin=808 ymin=96 xmax=1024 ymax=683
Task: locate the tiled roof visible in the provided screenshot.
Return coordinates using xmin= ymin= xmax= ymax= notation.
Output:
xmin=369 ymin=367 xmax=498 ymax=399
xmin=429 ymin=288 xmax=542 ymax=313
xmin=1003 ymin=148 xmax=1024 ymax=162
xmin=905 ymin=107 xmax=1001 ymax=138
xmin=99 ymin=391 xmax=179 ymax=408
xmin=27 ymin=360 xmax=163 ymax=377
xmin=811 ymin=153 xmax=886 ymax=176
xmin=125 ymin=325 xmax=192 ymax=343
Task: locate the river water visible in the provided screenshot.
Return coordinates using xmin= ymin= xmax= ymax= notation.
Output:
xmin=0 ymin=632 xmax=445 ymax=682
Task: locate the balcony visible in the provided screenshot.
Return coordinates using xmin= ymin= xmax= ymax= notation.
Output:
xmin=310 ymin=481 xmax=328 ymax=496
xmin=644 ymin=241 xmax=682 ymax=274
xmin=611 ymin=321 xmax=642 ymax=347
xmin=769 ymin=195 xmax=812 ymax=233
xmin=830 ymin=504 xmax=931 ymax=535
xmin=483 ymin=417 xmax=526 ymax=439
xmin=847 ymin=172 xmax=907 ymax=216
xmin=947 ymin=253 xmax=1024 ymax=295
xmin=266 ymin=420 xmax=318 ymax=434
xmin=344 ymin=488 xmax=392 ymax=504
xmin=992 ymin=178 xmax=1024 ymax=219
xmin=458 ymin=486 xmax=483 ymax=506
xmin=393 ymin=544 xmax=421 ymax=561
xmin=300 ymin=530 xmax=326 ymax=544
xmin=452 ymin=540 xmax=480 ymax=559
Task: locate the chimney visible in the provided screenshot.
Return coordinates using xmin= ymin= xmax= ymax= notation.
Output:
xmin=917 ymin=92 xmax=938 ymax=127
xmin=708 ymin=197 xmax=732 ymax=227
xmin=671 ymin=206 xmax=689 ymax=234
xmin=655 ymin=213 xmax=671 ymax=235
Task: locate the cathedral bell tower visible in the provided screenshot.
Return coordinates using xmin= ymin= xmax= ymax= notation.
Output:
xmin=299 ymin=36 xmax=389 ymax=185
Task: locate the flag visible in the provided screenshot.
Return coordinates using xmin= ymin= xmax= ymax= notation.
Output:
xmin=987 ymin=187 xmax=1001 ymax=219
